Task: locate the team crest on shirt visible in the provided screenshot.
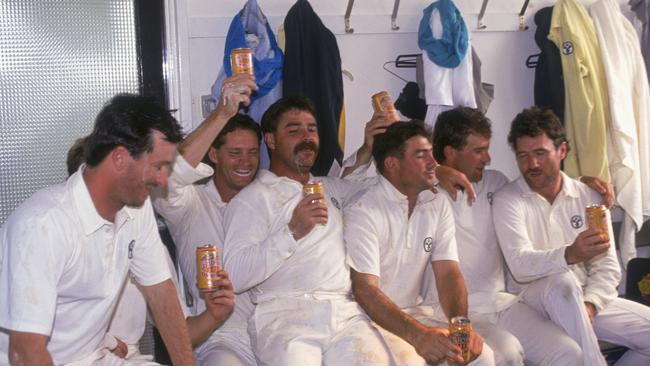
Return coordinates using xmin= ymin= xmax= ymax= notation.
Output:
xmin=570 ymin=215 xmax=583 ymax=229
xmin=423 ymin=237 xmax=433 ymax=252
xmin=487 ymin=192 xmax=494 ymax=205
xmin=128 ymin=240 xmax=135 ymax=259
xmin=562 ymin=41 xmax=574 ymax=55
xmin=330 ymin=197 xmax=341 ymax=210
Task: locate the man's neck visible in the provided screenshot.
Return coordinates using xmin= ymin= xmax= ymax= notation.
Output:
xmin=83 ymin=167 xmax=122 ymax=222
xmin=533 ymin=175 xmax=563 ymax=205
xmin=213 ymin=175 xmax=237 ymax=203
xmin=269 ymin=161 xmax=311 ymax=185
xmin=385 ymin=174 xmax=421 ymax=217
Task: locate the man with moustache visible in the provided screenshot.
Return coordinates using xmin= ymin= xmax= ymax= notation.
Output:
xmin=222 ymin=96 xmax=394 ymax=365
xmin=432 ymin=107 xmax=610 ymax=365
xmin=493 ymin=107 xmax=650 ymax=366
xmin=152 ymin=74 xmax=262 ymax=365
xmin=345 ymin=121 xmax=494 ymax=366
xmin=0 ymin=95 xmax=194 ymax=365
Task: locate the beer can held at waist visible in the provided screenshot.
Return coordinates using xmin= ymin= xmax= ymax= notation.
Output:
xmin=196 ymin=245 xmax=222 ymax=292
xmin=449 ymin=316 xmax=472 ymax=363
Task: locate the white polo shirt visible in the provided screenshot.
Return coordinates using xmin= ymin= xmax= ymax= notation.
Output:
xmin=443 ymin=170 xmax=517 ymax=314
xmin=492 ymin=172 xmax=621 ymax=312
xmin=0 ymin=168 xmax=171 ymax=364
xmin=223 ymin=170 xmax=364 ymax=302
xmin=344 ymin=175 xmax=458 ymax=312
xmin=152 ymin=155 xmax=254 ymax=341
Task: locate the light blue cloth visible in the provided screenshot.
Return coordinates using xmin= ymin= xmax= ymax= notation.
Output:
xmin=418 ymin=0 xmax=469 ymax=68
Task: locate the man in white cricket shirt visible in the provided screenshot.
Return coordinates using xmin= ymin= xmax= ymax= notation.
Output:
xmin=345 ymin=121 xmax=494 ymax=366
xmin=222 ymin=96 xmax=394 ymax=365
xmin=493 ymin=107 xmax=650 ymax=366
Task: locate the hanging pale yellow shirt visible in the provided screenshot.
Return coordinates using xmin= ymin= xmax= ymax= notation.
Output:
xmin=548 ymin=0 xmax=610 ymax=182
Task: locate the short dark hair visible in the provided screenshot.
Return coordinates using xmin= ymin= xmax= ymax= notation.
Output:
xmin=85 ymin=94 xmax=184 ymax=167
xmin=211 ymin=114 xmax=262 ymax=149
xmin=372 ymin=120 xmax=430 ymax=175
xmin=508 ymin=106 xmax=568 ymax=151
xmin=66 ymin=137 xmax=87 ymax=176
xmin=432 ymin=107 xmax=491 ymax=163
xmin=260 ymin=95 xmax=316 ymax=134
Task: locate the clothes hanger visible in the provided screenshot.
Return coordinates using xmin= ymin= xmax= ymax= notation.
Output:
xmin=383 ymin=61 xmax=409 ymax=83
xmin=477 ymin=0 xmax=489 ymax=30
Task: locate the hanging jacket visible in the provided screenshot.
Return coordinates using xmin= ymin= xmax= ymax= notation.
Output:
xmin=534 ymin=6 xmax=565 ymax=123
xmin=629 ymin=0 xmax=650 ymax=86
xmin=283 ymin=0 xmax=344 ymax=175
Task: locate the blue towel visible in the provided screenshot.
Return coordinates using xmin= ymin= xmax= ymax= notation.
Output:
xmin=418 ymin=0 xmax=468 ymax=68
xmin=223 ymin=0 xmax=283 ymax=100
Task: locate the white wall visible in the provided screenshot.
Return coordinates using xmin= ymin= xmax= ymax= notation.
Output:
xmin=172 ymin=0 xmax=629 ymax=180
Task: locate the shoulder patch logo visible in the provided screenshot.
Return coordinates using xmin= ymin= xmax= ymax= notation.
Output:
xmin=562 ymin=41 xmax=574 ymax=55
xmin=423 ymin=237 xmax=433 ymax=252
xmin=128 ymin=240 xmax=135 ymax=259
xmin=487 ymin=192 xmax=494 ymax=205
xmin=570 ymin=215 xmax=583 ymax=229
xmin=330 ymin=197 xmax=341 ymax=210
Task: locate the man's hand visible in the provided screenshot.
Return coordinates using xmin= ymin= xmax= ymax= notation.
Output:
xmin=214 ymin=74 xmax=257 ymax=120
xmin=580 ymin=176 xmax=614 ymax=208
xmin=585 ymin=302 xmax=597 ymax=324
xmin=110 ymin=337 xmax=128 ymax=358
xmin=565 ymin=228 xmax=610 ymax=264
xmin=201 ymin=270 xmax=235 ymax=323
xmin=434 ymin=165 xmax=476 ymax=205
xmin=410 ymin=325 xmax=463 ymax=365
xmin=362 ymin=111 xmax=398 ymax=152
xmin=288 ymin=193 xmax=328 ymax=240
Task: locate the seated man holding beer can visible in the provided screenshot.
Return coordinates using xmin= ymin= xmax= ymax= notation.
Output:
xmin=221 ymin=96 xmax=396 ymax=365
xmin=344 ymin=120 xmax=494 ymax=365
xmin=492 ymin=107 xmax=650 ymax=366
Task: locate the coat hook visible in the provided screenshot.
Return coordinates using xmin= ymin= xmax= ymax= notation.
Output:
xmin=518 ymin=0 xmax=530 ymax=31
xmin=391 ymin=0 xmax=401 ymax=31
xmin=345 ymin=0 xmax=355 ymax=33
xmin=477 ymin=0 xmax=489 ymax=30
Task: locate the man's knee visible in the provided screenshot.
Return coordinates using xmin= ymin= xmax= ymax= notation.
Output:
xmin=470 ymin=343 xmax=496 ymax=366
xmin=492 ymin=340 xmax=524 ymax=366
xmin=540 ymin=272 xmax=582 ymax=302
xmin=545 ymin=339 xmax=583 ymax=365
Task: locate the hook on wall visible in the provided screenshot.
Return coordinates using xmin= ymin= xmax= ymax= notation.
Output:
xmin=345 ymin=0 xmax=355 ymax=33
xmin=477 ymin=0 xmax=489 ymax=30
xmin=518 ymin=0 xmax=530 ymax=31
xmin=391 ymin=0 xmax=401 ymax=31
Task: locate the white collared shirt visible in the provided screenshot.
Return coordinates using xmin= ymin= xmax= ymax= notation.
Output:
xmin=223 ymin=170 xmax=365 ymax=303
xmin=153 ymin=155 xmax=254 ymax=336
xmin=344 ymin=175 xmax=458 ymax=311
xmin=443 ymin=170 xmax=517 ymax=314
xmin=492 ymin=172 xmax=621 ymax=312
xmin=0 ymin=168 xmax=170 ymax=364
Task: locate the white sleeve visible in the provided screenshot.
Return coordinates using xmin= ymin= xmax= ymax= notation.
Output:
xmin=129 ymin=199 xmax=172 ymax=286
xmin=583 ymin=201 xmax=621 ymax=312
xmin=492 ymin=192 xmax=569 ymax=283
xmin=343 ymin=196 xmax=382 ymax=277
xmin=153 ymin=155 xmax=213 ymax=223
xmin=431 ymin=198 xmax=459 ymax=262
xmin=222 ymin=194 xmax=300 ymax=293
xmin=0 ymin=213 xmax=66 ymax=335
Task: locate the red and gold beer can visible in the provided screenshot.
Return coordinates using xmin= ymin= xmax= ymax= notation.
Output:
xmin=449 ymin=316 xmax=472 ymax=363
xmin=196 ymin=245 xmax=222 ymax=292
xmin=303 ymin=181 xmax=324 ymax=197
xmin=585 ymin=204 xmax=608 ymax=233
xmin=230 ymin=48 xmax=254 ymax=76
xmin=371 ymin=91 xmax=400 ymax=122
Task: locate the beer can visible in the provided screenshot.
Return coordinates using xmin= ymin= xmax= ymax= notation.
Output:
xmin=196 ymin=245 xmax=222 ymax=292
xmin=449 ymin=316 xmax=472 ymax=363
xmin=371 ymin=91 xmax=400 ymax=122
xmin=303 ymin=181 xmax=324 ymax=198
xmin=230 ymin=48 xmax=254 ymax=76
xmin=585 ymin=204 xmax=608 ymax=233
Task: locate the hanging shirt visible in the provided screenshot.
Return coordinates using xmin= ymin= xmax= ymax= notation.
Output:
xmin=591 ymin=0 xmax=650 ymax=267
xmin=629 ymin=0 xmax=650 ymax=86
xmin=533 ymin=6 xmax=565 ymax=123
xmin=548 ymin=0 xmax=610 ymax=182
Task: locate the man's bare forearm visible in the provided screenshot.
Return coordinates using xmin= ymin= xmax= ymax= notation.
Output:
xmin=186 ymin=310 xmax=224 ymax=347
xmin=9 ymin=331 xmax=54 ymax=366
xmin=178 ymin=110 xmax=229 ymax=167
xmin=433 ymin=260 xmax=468 ymax=319
xmin=142 ymin=279 xmax=195 ymax=365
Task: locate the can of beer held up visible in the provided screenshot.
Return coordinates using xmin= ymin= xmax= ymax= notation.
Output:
xmin=196 ymin=245 xmax=222 ymax=292
xmin=303 ymin=181 xmax=324 ymax=201
xmin=585 ymin=204 xmax=608 ymax=233
xmin=230 ymin=48 xmax=254 ymax=76
xmin=371 ymin=91 xmax=400 ymax=122
xmin=449 ymin=316 xmax=472 ymax=363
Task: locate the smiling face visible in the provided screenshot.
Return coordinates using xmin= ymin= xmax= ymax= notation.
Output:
xmin=445 ymin=133 xmax=491 ymax=183
xmin=209 ymin=128 xmax=260 ymax=199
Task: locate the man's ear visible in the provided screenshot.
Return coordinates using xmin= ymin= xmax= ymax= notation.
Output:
xmin=110 ymin=146 xmax=130 ymax=172
xmin=264 ymin=132 xmax=275 ymax=151
xmin=208 ymin=147 xmax=219 ymax=165
xmin=558 ymin=141 xmax=568 ymax=160
xmin=442 ymin=145 xmax=456 ymax=164
xmin=385 ymin=155 xmax=399 ymax=173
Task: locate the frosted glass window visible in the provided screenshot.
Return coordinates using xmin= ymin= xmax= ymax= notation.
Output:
xmin=0 ymin=0 xmax=139 ymax=223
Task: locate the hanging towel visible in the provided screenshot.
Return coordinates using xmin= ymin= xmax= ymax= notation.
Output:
xmin=533 ymin=7 xmax=565 ymax=123
xmin=591 ymin=0 xmax=650 ymax=267
xmin=548 ymin=0 xmax=610 ymax=182
xmin=630 ymin=0 xmax=650 ymax=86
xmin=471 ymin=47 xmax=494 ymax=114
xmin=283 ymin=0 xmax=344 ymax=175
xmin=418 ymin=0 xmax=469 ymax=68
xmin=211 ymin=0 xmax=283 ymax=169
xmin=419 ymin=1 xmax=475 ymax=128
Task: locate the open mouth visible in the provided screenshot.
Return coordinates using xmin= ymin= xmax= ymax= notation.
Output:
xmin=233 ymin=169 xmax=252 ymax=178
